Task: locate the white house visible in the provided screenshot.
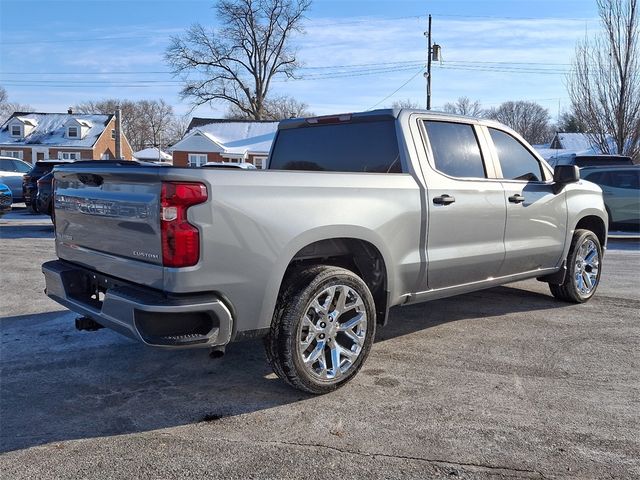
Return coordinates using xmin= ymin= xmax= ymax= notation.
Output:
xmin=170 ymin=118 xmax=279 ymax=168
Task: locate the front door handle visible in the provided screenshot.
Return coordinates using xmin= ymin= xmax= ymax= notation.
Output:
xmin=508 ymin=194 xmax=525 ymax=204
xmin=433 ymin=194 xmax=456 ymax=205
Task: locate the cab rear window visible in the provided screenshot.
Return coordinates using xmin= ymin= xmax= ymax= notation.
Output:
xmin=269 ymin=120 xmax=402 ymax=173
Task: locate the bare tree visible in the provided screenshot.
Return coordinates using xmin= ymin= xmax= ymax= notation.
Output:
xmin=137 ymin=99 xmax=175 ymax=148
xmin=0 ymin=86 xmax=33 ymax=124
xmin=75 ymin=99 xmax=177 ymax=151
xmin=568 ymin=0 xmax=639 ymax=160
xmin=442 ymin=96 xmax=483 ymax=117
xmin=485 ymin=100 xmax=552 ymax=144
xmin=226 ymin=94 xmax=313 ymax=119
xmin=167 ymin=114 xmax=192 ymax=146
xmin=75 ymin=99 xmax=144 ymax=149
xmin=390 ymin=98 xmax=420 ymax=109
xmin=166 ymin=0 xmax=311 ymax=120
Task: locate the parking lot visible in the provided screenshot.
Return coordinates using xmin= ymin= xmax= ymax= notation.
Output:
xmin=1 ymin=206 xmax=639 ymax=479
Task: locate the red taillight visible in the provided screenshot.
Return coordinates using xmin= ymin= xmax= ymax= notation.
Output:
xmin=160 ymin=182 xmax=207 ymax=268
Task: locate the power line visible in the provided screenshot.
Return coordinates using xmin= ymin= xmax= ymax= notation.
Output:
xmin=367 ymin=67 xmax=425 ymax=110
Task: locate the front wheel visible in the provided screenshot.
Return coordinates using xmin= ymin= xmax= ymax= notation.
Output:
xmin=549 ymin=229 xmax=602 ymax=303
xmin=265 ymin=265 xmax=376 ymax=394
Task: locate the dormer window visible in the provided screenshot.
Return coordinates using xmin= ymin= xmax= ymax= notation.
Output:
xmin=67 ymin=126 xmax=79 ymax=138
xmin=11 ymin=125 xmax=22 ymax=137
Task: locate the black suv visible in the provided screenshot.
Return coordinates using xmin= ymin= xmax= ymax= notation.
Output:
xmin=23 ymin=160 xmax=73 ymax=212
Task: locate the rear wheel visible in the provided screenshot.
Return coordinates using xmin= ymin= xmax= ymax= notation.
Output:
xmin=549 ymin=229 xmax=602 ymax=303
xmin=265 ymin=265 xmax=376 ymax=394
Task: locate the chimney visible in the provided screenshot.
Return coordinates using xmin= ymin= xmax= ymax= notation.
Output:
xmin=68 ymin=107 xmax=73 ymax=114
xmin=115 ymin=108 xmax=122 ymax=159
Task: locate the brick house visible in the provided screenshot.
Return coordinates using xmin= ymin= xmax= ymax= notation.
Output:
xmin=170 ymin=118 xmax=279 ymax=168
xmin=0 ymin=111 xmax=133 ymax=163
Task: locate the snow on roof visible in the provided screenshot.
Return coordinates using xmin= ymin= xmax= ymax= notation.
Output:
xmin=14 ymin=116 xmax=38 ymax=127
xmin=554 ymin=133 xmax=595 ymax=152
xmin=133 ymin=147 xmax=172 ymax=161
xmin=0 ymin=112 xmax=112 ymax=147
xmin=181 ymin=119 xmax=279 ymax=155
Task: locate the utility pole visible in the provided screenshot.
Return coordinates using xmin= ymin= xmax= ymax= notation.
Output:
xmin=426 ymin=14 xmax=432 ymax=110
xmin=424 ymin=14 xmax=441 ymax=110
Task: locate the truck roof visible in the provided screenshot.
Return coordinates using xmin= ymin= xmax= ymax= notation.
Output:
xmin=279 ymin=108 xmax=483 ymax=130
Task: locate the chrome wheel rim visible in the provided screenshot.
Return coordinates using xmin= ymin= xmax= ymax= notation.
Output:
xmin=298 ymin=284 xmax=367 ymax=381
xmin=575 ymin=239 xmax=599 ymax=295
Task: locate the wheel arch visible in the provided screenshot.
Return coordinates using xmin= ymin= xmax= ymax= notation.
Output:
xmin=574 ymin=214 xmax=607 ymax=249
xmin=260 ymin=228 xmax=395 ymax=329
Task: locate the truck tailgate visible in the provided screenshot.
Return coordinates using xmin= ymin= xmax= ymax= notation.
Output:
xmin=54 ymin=164 xmax=164 ymax=288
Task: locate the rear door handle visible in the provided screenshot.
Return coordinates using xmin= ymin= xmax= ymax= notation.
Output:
xmin=433 ymin=194 xmax=456 ymax=205
xmin=508 ymin=194 xmax=525 ymax=204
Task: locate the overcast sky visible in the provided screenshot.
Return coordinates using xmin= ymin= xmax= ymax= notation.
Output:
xmin=0 ymin=0 xmax=600 ymax=120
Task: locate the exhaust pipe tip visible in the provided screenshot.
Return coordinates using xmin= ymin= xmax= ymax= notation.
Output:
xmin=209 ymin=346 xmax=225 ymax=359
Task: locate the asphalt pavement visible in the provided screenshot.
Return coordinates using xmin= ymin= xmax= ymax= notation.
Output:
xmin=1 ymin=207 xmax=639 ymax=479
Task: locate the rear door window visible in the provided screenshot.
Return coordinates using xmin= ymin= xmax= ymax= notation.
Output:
xmin=12 ymin=160 xmax=30 ymax=173
xmin=269 ymin=119 xmax=402 ymax=173
xmin=489 ymin=128 xmax=544 ymax=182
xmin=0 ymin=159 xmax=15 ymax=171
xmin=422 ymin=121 xmax=486 ymax=178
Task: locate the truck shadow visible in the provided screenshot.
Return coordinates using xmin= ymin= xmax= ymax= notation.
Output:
xmin=1 ymin=284 xmax=567 ymax=453
xmin=377 ymin=283 xmax=567 ymax=342
xmin=0 ymin=224 xmax=54 ymax=239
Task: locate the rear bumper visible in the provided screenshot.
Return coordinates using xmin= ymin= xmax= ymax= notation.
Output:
xmin=42 ymin=260 xmax=233 ymax=349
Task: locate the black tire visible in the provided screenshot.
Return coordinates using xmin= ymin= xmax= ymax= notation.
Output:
xmin=549 ymin=229 xmax=602 ymax=303
xmin=265 ymin=265 xmax=376 ymax=394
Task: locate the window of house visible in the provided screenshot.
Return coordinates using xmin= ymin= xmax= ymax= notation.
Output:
xmin=67 ymin=126 xmax=79 ymax=138
xmin=423 ymin=121 xmax=486 ymax=178
xmin=253 ymin=157 xmax=267 ymax=169
xmin=58 ymin=152 xmax=80 ymax=160
xmin=111 ymin=129 xmax=116 ymax=140
xmin=1 ymin=150 xmax=24 ymax=160
xmin=489 ymin=128 xmax=544 ymax=182
xmin=269 ymin=119 xmax=402 ymax=173
xmin=101 ymin=153 xmax=111 ymax=160
xmin=10 ymin=125 xmax=22 ymax=137
xmin=188 ymin=153 xmax=208 ymax=167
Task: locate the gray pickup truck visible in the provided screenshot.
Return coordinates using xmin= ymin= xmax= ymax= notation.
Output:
xmin=43 ymin=109 xmax=607 ymax=394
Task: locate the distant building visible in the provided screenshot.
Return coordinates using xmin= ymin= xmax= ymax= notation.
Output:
xmin=133 ymin=147 xmax=172 ymax=163
xmin=170 ymin=118 xmax=279 ymax=168
xmin=0 ymin=111 xmax=133 ymax=163
xmin=534 ymin=132 xmax=617 ymax=165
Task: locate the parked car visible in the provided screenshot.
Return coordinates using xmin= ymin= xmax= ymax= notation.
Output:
xmin=549 ymin=154 xmax=633 ymax=169
xmin=0 ymin=183 xmax=12 ymax=216
xmin=581 ymin=165 xmax=640 ymax=230
xmin=0 ymin=156 xmax=31 ymax=203
xmin=202 ymin=162 xmax=257 ymax=169
xmin=35 ymin=172 xmax=54 ymax=219
xmin=43 ymin=109 xmax=607 ymax=394
xmin=23 ymin=160 xmax=73 ymax=212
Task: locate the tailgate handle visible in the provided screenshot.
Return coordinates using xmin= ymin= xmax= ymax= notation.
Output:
xmin=78 ymin=174 xmax=104 ymax=187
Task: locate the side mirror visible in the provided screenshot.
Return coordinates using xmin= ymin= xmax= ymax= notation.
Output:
xmin=553 ymin=165 xmax=580 ymax=193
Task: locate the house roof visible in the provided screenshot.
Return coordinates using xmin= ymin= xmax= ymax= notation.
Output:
xmin=553 ymin=133 xmax=595 ymax=152
xmin=133 ymin=147 xmax=172 ymax=161
xmin=0 ymin=112 xmax=113 ymax=148
xmin=175 ymin=118 xmax=279 ymax=155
